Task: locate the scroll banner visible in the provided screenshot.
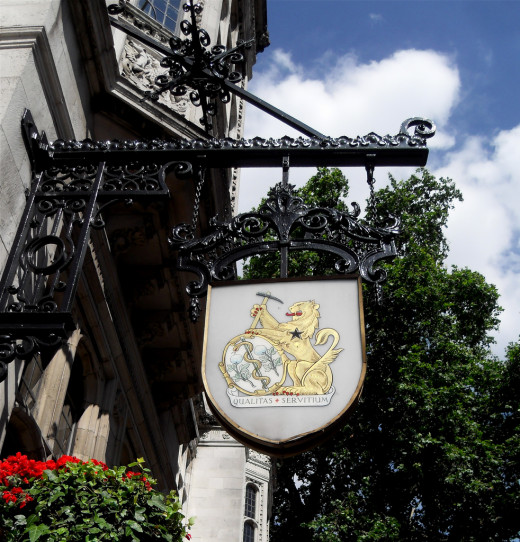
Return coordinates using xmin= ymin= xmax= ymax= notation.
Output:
xmin=202 ymin=276 xmax=366 ymax=456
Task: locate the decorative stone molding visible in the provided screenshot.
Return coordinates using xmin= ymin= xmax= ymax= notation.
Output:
xmin=120 ymin=38 xmax=190 ymax=116
xmin=246 ymin=448 xmax=272 ymax=469
xmin=87 ymin=239 xmax=107 ymax=297
xmin=198 ymin=428 xmax=238 ymax=444
xmin=0 ymin=26 xmax=74 ymax=139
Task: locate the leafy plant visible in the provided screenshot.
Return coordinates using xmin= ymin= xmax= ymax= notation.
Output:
xmin=0 ymin=453 xmax=193 ymax=541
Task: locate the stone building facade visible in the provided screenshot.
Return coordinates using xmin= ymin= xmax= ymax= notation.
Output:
xmin=0 ymin=1 xmax=272 ymax=540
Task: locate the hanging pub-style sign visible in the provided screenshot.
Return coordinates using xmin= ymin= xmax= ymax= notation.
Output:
xmin=202 ymin=275 xmax=366 ymax=456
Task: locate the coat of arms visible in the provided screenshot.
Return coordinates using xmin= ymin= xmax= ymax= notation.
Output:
xmin=202 ymin=277 xmax=366 ymax=455
xmin=219 ymin=292 xmax=342 ymax=407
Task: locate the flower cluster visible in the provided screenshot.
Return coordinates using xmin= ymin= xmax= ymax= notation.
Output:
xmin=0 ymin=453 xmax=110 ymax=509
xmin=2 ymin=485 xmax=33 ymax=508
xmin=0 ymin=453 xmax=194 ymax=541
xmin=123 ymin=469 xmax=152 ymax=491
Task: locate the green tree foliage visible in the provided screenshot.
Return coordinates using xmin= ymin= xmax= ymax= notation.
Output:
xmin=242 ymin=167 xmax=351 ymax=279
xmin=244 ymin=168 xmax=520 ymax=540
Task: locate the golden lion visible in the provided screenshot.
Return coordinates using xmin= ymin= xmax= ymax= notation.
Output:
xmin=246 ymin=300 xmax=342 ymax=395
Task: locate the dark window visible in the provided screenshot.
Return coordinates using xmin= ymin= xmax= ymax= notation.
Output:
xmin=139 ymin=0 xmax=181 ymax=33
xmin=243 ymin=522 xmax=255 ymax=542
xmin=244 ymin=484 xmax=257 ymax=519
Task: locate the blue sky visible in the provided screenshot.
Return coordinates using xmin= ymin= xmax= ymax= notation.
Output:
xmin=261 ymin=0 xmax=519 ymax=136
xmin=238 ymin=0 xmax=520 ymax=355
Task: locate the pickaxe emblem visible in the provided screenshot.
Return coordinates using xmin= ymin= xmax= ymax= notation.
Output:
xmin=251 ymin=291 xmax=284 ymax=329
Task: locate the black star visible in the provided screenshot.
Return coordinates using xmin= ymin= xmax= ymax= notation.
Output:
xmin=290 ymin=328 xmax=303 ymax=340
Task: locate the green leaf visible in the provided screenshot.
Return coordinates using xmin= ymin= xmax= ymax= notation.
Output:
xmin=14 ymin=515 xmax=27 ymax=526
xmin=126 ymin=520 xmax=143 ymax=533
xmin=26 ymin=524 xmax=50 ymax=542
xmin=134 ymin=507 xmax=146 ymax=522
xmin=48 ymin=490 xmax=65 ymax=504
xmin=147 ymin=494 xmax=168 ymax=511
xmin=43 ymin=469 xmax=58 ymax=482
xmin=125 ymin=525 xmax=140 ymax=540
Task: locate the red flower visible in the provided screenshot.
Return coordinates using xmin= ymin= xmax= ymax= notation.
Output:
xmin=2 ymin=453 xmax=155 ymax=507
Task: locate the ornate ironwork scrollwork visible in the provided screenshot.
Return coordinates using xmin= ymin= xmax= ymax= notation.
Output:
xmin=1 ymin=110 xmax=435 ymax=382
xmin=39 ymin=122 xmax=435 ymax=170
xmin=170 ymin=182 xmax=400 ymax=322
xmin=108 ymin=0 xmax=253 ymax=129
xmin=0 ymin=112 xmax=177 ymax=382
xmin=0 ymin=158 xmax=173 ymax=318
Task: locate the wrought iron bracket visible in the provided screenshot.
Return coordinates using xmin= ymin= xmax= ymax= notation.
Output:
xmin=0 ymin=110 xmax=173 ymax=381
xmin=0 ymin=110 xmax=435 ymax=382
xmin=108 ymin=0 xmax=324 ymax=137
xmin=170 ymin=178 xmax=401 ymax=323
xmin=21 ymin=111 xmax=436 ymax=172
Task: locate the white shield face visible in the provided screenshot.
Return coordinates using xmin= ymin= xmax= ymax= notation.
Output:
xmin=202 ymin=276 xmax=366 ymax=455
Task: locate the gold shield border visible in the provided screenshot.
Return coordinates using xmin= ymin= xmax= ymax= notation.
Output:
xmin=201 ymin=274 xmax=367 ymax=457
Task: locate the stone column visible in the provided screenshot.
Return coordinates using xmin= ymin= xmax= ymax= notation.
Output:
xmin=32 ymin=327 xmax=82 ymax=453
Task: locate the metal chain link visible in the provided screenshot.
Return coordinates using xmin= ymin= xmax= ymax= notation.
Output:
xmin=365 ymin=163 xmax=376 ymax=221
xmin=191 ymin=166 xmax=206 ymax=233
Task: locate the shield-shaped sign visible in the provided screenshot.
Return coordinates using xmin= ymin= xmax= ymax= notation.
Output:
xmin=202 ymin=275 xmax=366 ymax=456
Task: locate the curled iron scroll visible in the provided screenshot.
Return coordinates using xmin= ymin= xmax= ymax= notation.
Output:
xmin=399 ymin=117 xmax=436 ymax=140
xmin=170 ymin=180 xmax=401 ymax=322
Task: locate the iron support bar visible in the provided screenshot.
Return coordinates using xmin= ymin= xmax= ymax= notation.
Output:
xmin=60 ymin=162 xmax=104 ymax=310
xmin=109 ymin=14 xmax=326 ymax=138
xmin=37 ymin=143 xmax=431 ymax=169
xmin=280 ymin=156 xmax=290 ymax=279
xmin=26 ymin=122 xmax=434 ymax=172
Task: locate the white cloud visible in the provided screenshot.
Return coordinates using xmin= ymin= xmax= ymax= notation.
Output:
xmin=244 ymin=48 xmax=460 ymax=141
xmin=240 ymin=47 xmax=461 ymax=212
xmin=435 ymin=125 xmax=520 ymax=354
xmin=238 ymin=47 xmax=519 ymax=355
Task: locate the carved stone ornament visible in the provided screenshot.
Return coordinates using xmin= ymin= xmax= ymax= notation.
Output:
xmin=121 ymin=39 xmax=190 ymax=116
xmin=246 ymin=448 xmax=272 ymax=468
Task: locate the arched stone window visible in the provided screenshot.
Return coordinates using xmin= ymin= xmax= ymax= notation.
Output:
xmin=243 ymin=482 xmax=259 ymax=542
xmin=244 ymin=483 xmax=258 ymax=519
